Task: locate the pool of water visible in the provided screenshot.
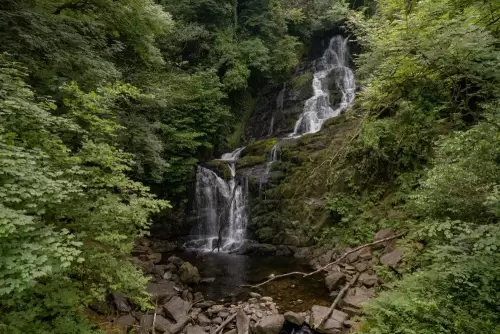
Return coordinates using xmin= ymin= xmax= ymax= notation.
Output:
xmin=167 ymin=251 xmax=331 ymax=312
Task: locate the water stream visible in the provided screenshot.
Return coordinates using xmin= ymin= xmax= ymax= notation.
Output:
xmin=187 ymin=148 xmax=248 ymax=252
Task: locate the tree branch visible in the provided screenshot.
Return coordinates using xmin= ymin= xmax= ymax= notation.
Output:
xmin=242 ymin=232 xmax=406 ymax=288
xmin=212 ymin=313 xmax=237 ymax=334
xmin=316 ymin=272 xmax=360 ymax=330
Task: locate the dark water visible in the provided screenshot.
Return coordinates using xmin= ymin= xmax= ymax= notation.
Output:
xmin=169 ymin=251 xmax=331 ymax=312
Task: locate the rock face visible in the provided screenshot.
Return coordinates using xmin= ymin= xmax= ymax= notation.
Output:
xmin=164 ymin=296 xmax=192 ymax=322
xmin=179 ymin=262 xmax=201 ymax=284
xmin=254 ymin=315 xmax=285 ymax=334
xmin=380 ymin=249 xmax=403 ymax=266
xmin=325 ymin=272 xmax=346 ymax=291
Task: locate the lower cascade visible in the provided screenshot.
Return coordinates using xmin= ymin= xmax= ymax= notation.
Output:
xmin=187 ymin=149 xmax=248 ymax=252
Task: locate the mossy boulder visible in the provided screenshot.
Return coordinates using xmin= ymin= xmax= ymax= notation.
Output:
xmin=205 ymin=160 xmax=232 ymax=180
xmin=242 ymin=138 xmax=279 ymax=157
xmin=237 ymin=155 xmax=266 ymax=168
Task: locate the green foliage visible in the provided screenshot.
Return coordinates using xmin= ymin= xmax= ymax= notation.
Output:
xmin=0 ymin=59 xmax=168 ymax=332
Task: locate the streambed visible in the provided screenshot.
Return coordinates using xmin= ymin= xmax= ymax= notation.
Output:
xmin=165 ymin=251 xmax=331 ymax=312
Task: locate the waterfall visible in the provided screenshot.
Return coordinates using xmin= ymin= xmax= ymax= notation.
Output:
xmin=188 ymin=148 xmax=248 ymax=252
xmin=291 ymin=35 xmax=356 ymax=136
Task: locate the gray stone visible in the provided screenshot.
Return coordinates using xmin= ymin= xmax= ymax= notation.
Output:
xmin=249 ymin=292 xmax=262 ymax=298
xmin=358 ymin=247 xmax=373 ymax=260
xmin=112 ymin=292 xmax=131 ymax=312
xmin=164 ymin=272 xmax=173 ymax=280
xmin=186 ymin=324 xmax=208 ymax=334
xmin=324 ymin=272 xmax=346 ymax=291
xmin=318 ymin=250 xmax=334 ymax=266
xmin=200 ymin=277 xmax=215 ymax=283
xmin=166 ymin=262 xmax=178 ymax=273
xmin=182 ymin=289 xmax=194 ymax=302
xmin=236 ymin=310 xmax=250 ymax=334
xmin=380 ymin=249 xmax=403 ymax=267
xmin=354 ymin=262 xmax=369 ymax=272
xmin=294 ymin=247 xmax=312 ymax=260
xmin=197 ymin=313 xmax=211 ymax=326
xmin=138 ymin=314 xmax=154 ymax=334
xmin=341 ymin=307 xmax=360 ymax=317
xmin=149 ymin=252 xmax=162 ymax=264
xmin=284 ymin=311 xmax=305 ymax=326
xmin=254 ymin=315 xmax=285 ymax=334
xmin=310 ymin=306 xmax=347 ymax=334
xmin=248 ymin=298 xmax=258 ymax=304
xmin=170 ymin=316 xmax=190 ymax=334
xmin=164 ymin=296 xmax=191 ymax=322
xmin=359 ymin=273 xmax=378 ymax=287
xmin=218 ymin=311 xmax=230 ymax=319
xmin=345 ymin=248 xmax=359 ymax=263
xmin=146 ymin=280 xmax=178 ymax=304
xmin=116 ymin=314 xmax=136 ymax=327
xmin=168 ymin=255 xmax=185 ymax=267
xmin=179 ymin=262 xmax=201 ymax=284
xmin=155 ymin=315 xmax=174 ymax=332
xmin=374 ymin=228 xmax=395 ymax=250
xmin=197 ymin=301 xmax=216 ymax=309
xmin=261 ymin=297 xmax=273 ymax=302
xmin=211 ymin=317 xmax=223 ymax=325
xmin=342 ymin=294 xmax=370 ymax=309
xmin=226 ymin=329 xmax=237 ymax=334
xmin=194 ymin=291 xmax=204 ymax=303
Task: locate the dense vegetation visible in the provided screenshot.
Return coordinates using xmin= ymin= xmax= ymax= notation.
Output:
xmin=0 ymin=0 xmax=348 ymax=332
xmin=1 ymin=0 xmax=499 ymax=332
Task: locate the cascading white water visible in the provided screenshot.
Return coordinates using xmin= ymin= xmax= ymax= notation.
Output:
xmin=291 ymin=35 xmax=356 ymax=136
xmin=188 ymin=148 xmax=248 ymax=252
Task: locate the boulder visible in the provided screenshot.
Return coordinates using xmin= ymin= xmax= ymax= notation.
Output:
xmin=168 ymin=255 xmax=185 ymax=267
xmin=236 ymin=310 xmax=250 ymax=334
xmin=149 ymin=253 xmax=162 ymax=264
xmin=324 ymin=272 xmax=346 ymax=291
xmin=112 ymin=292 xmax=131 ymax=313
xmin=116 ymin=314 xmax=136 ymax=327
xmin=194 ymin=292 xmax=204 ymax=303
xmin=254 ymin=315 xmax=285 ymax=334
xmin=146 ymin=280 xmax=178 ymax=303
xmin=310 ymin=306 xmax=347 ymax=334
xmin=211 ymin=317 xmax=223 ymax=325
xmin=294 ymin=247 xmax=312 ymax=260
xmin=170 ymin=316 xmax=190 ymax=334
xmin=354 ymin=261 xmax=369 ymax=272
xmin=358 ymin=247 xmax=372 ymax=260
xmin=166 ymin=262 xmax=178 ymax=273
xmin=182 ymin=289 xmax=194 ymax=302
xmin=197 ymin=314 xmax=211 ymax=326
xmin=139 ymin=314 xmax=154 ymax=334
xmin=284 ymin=311 xmax=305 ymax=326
xmin=179 ymin=262 xmax=201 ymax=284
xmin=153 ymin=265 xmax=167 ymax=277
xmin=380 ymin=249 xmax=403 ymax=267
xmin=359 ymin=273 xmax=378 ymax=287
xmin=164 ymin=296 xmax=192 ymax=322
xmin=374 ymin=228 xmax=395 ymax=250
xmin=342 ymin=294 xmax=370 ymax=309
xmin=154 ymin=315 xmax=174 ymax=332
xmin=318 ymin=250 xmax=334 ymax=266
xmin=185 ymin=324 xmax=208 ymax=334
xmin=345 ymin=248 xmax=359 ymax=263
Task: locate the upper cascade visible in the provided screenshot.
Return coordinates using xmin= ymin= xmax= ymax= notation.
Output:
xmin=291 ymin=35 xmax=356 ymax=136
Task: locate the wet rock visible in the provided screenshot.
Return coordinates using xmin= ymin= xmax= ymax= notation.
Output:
xmin=179 ymin=262 xmax=201 ymax=284
xmin=116 ymin=314 xmax=136 ymax=327
xmin=146 ymin=280 xmax=178 ymax=303
xmin=324 ymin=272 xmax=346 ymax=291
xmin=249 ymin=292 xmax=262 ymax=298
xmin=254 ymin=315 xmax=285 ymax=334
xmin=261 ymin=297 xmax=273 ymax=302
xmin=185 ymin=324 xmax=208 ymax=334
xmin=168 ymin=255 xmax=185 ymax=267
xmin=237 ymin=310 xmax=250 ymax=334
xmin=112 ymin=292 xmax=131 ymax=313
xmin=198 ymin=313 xmax=211 ymax=326
xmin=276 ymin=245 xmax=293 ymax=256
xmin=211 ymin=317 xmax=223 ymax=325
xmin=359 ymin=273 xmax=378 ymax=287
xmin=234 ymin=243 xmax=279 ymax=256
xmin=164 ymin=296 xmax=191 ymax=322
xmin=284 ymin=311 xmax=305 ymax=326
xmin=201 ymin=277 xmax=215 ymax=283
xmin=380 ymin=249 xmax=403 ymax=267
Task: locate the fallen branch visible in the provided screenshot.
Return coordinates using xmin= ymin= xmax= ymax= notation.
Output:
xmin=213 ymin=313 xmax=237 ymax=334
xmin=316 ymin=272 xmax=360 ymax=330
xmin=152 ymin=297 xmax=158 ymax=333
xmin=242 ymin=232 xmax=406 ymax=288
